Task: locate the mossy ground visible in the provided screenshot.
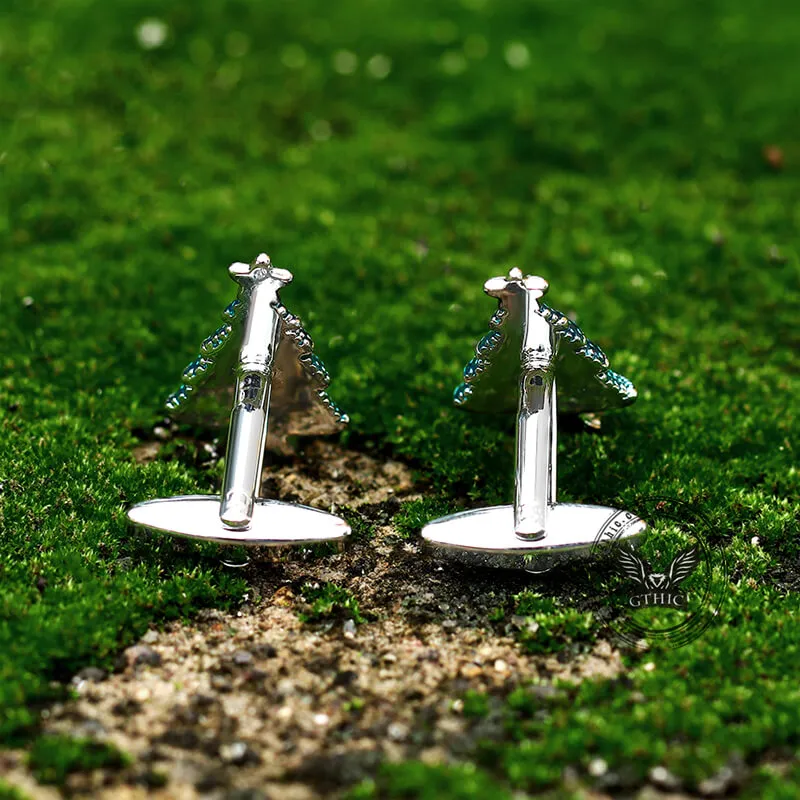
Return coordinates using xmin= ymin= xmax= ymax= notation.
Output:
xmin=1 ymin=0 xmax=798 ymax=795
xmin=27 ymin=734 xmax=130 ymax=786
xmin=298 ymin=581 xmax=366 ymax=624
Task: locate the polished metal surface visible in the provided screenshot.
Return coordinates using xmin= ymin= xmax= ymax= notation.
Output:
xmin=513 ymin=279 xmax=556 ymax=539
xmin=128 ymin=253 xmax=350 ymax=547
xmin=219 ymin=258 xmax=286 ymax=527
xmin=422 ymin=504 xmax=646 ymax=571
xmin=424 ymin=268 xmax=644 ymax=569
xmin=129 ymin=496 xmax=350 ymax=546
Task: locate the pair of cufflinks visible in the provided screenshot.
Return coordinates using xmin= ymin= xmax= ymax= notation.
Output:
xmin=129 ymin=253 xmax=646 ymax=571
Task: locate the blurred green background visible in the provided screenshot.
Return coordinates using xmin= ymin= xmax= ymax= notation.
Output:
xmin=1 ymin=0 xmax=798 ymax=795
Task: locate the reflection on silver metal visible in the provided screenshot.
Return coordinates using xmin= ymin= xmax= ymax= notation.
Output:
xmin=128 ymin=253 xmax=350 ymax=547
xmin=423 ymin=505 xmax=647 ymax=572
xmin=128 ymin=496 xmax=350 ymax=546
xmin=423 ymin=268 xmax=644 ymax=570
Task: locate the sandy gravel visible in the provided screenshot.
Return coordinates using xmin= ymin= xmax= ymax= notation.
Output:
xmin=3 ymin=440 xmax=624 ymax=799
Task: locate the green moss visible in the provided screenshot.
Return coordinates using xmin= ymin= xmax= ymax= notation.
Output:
xmin=461 ymin=690 xmax=490 ymax=719
xmin=746 ymin=764 xmax=800 ymax=800
xmin=348 ymin=762 xmax=515 ymax=800
xmin=298 ymin=581 xmax=365 ymax=624
xmin=512 ymin=591 xmax=595 ymax=653
xmin=27 ymin=735 xmax=130 ymax=786
xmin=0 ymin=781 xmax=31 ymax=800
xmin=340 ymin=507 xmax=378 ymax=542
xmin=0 ymin=0 xmax=798 ymax=793
xmin=394 ymin=497 xmax=459 ymax=539
xmin=458 ymin=587 xmax=800 ymax=794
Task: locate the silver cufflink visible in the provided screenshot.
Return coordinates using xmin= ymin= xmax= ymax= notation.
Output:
xmin=128 ymin=253 xmax=351 ymax=547
xmin=422 ymin=268 xmax=646 ymax=570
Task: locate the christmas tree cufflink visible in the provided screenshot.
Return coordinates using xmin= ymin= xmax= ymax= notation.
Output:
xmin=422 ymin=268 xmax=646 ymax=571
xmin=128 ymin=253 xmax=351 ymax=547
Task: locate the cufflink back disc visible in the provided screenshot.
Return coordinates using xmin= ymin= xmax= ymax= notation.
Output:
xmin=128 ymin=253 xmax=351 ymax=546
xmin=422 ymin=269 xmax=646 ymax=571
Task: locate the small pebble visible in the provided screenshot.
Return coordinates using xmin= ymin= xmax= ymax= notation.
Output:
xmin=252 ymin=643 xmax=277 ymax=659
xmin=387 ymin=722 xmax=409 ymax=742
xmin=197 ymin=608 xmax=226 ymax=623
xmin=698 ymin=767 xmax=736 ymax=796
xmin=78 ymin=718 xmax=107 ymax=737
xmin=588 ymin=758 xmax=608 ymax=777
xmin=211 ymin=675 xmax=233 ymax=692
xmin=233 ymin=649 xmax=254 ymax=666
xmin=190 ymin=693 xmax=216 ymax=709
xmin=141 ymin=630 xmax=159 ymax=644
xmin=418 ymin=648 xmax=440 ymax=663
xmin=125 ymin=645 xmax=162 ymax=668
xmin=649 ymin=765 xmax=681 ymax=790
xmin=333 ymin=669 xmax=358 ymax=687
xmin=697 ymin=755 xmax=747 ymax=796
xmin=219 ymin=741 xmax=259 ymax=765
xmin=74 ymin=666 xmax=107 ymax=684
xmin=244 ymin=667 xmax=268 ymax=683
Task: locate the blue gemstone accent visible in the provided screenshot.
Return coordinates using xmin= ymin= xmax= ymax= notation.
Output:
xmin=578 ymin=341 xmax=607 ymax=366
xmin=183 ymin=356 xmax=213 ymax=382
xmin=310 ymin=354 xmax=325 ymax=373
xmin=463 ymin=357 xmax=487 ymax=381
xmin=165 ymin=278 xmax=348 ymax=426
xmin=489 ymin=308 xmax=508 ymax=329
xmin=477 ymin=330 xmax=503 ymax=355
xmin=561 ymin=321 xmax=583 ymax=344
xmin=222 ymin=299 xmax=242 ymax=319
xmin=453 ymin=383 xmax=473 ymax=405
xmin=301 ymin=353 xmax=328 ymax=376
xmin=201 ymin=324 xmax=232 ymax=353
xmin=454 ymin=296 xmax=637 ymax=413
xmin=166 ymin=383 xmax=193 ymax=410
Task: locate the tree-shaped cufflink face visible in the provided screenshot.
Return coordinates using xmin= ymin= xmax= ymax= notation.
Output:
xmin=165 ymin=253 xmax=348 ymax=432
xmin=128 ymin=253 xmax=350 ymax=547
xmin=423 ymin=268 xmax=646 ymax=572
xmin=454 ymin=267 xmax=637 ymax=415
